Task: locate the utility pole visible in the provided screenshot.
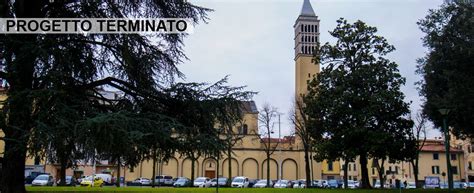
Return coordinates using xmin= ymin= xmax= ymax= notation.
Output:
xmin=278 ymin=113 xmax=282 ymax=182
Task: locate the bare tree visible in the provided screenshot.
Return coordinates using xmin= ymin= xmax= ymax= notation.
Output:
xmin=222 ymin=120 xmax=246 ymax=182
xmin=409 ymin=112 xmax=428 ymax=188
xmin=257 ymin=104 xmax=280 ymax=187
xmin=289 ymin=97 xmax=312 ymax=187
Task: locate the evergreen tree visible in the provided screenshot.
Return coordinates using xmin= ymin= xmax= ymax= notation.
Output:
xmin=417 ymin=2 xmax=474 ymax=137
xmin=305 ymin=18 xmax=414 ymax=189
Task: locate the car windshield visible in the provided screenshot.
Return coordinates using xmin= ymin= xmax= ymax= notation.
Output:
xmin=195 ymin=178 xmax=206 ymax=182
xmin=233 ymin=178 xmax=244 ymax=183
xmin=35 ymin=175 xmax=49 ymax=180
xmin=176 ymin=179 xmax=186 ymax=182
xmin=278 ymin=180 xmax=288 ymax=184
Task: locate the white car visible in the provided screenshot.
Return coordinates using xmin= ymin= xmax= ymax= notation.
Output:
xmin=464 ymin=182 xmax=474 ymax=189
xmin=95 ymin=174 xmax=112 ymax=185
xmin=133 ymin=177 xmax=151 ymax=185
xmin=346 ymin=180 xmax=358 ymax=189
xmin=32 ymin=174 xmax=54 ymax=186
xmin=321 ymin=180 xmax=328 ymax=188
xmin=193 ymin=177 xmax=211 ymax=187
xmin=274 ymin=180 xmax=290 ymax=188
xmin=293 ymin=179 xmax=306 ymax=188
xmin=231 ymin=176 xmax=249 ymax=188
xmin=253 ymin=179 xmax=273 ymax=188
xmin=406 ymin=182 xmax=416 ymax=189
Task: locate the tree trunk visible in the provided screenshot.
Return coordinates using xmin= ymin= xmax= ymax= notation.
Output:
xmin=227 ymin=147 xmax=232 ymax=180
xmin=58 ymin=156 xmax=67 ymax=186
xmin=359 ymin=153 xmax=371 ymax=189
xmin=343 ymin=162 xmax=348 ymax=189
xmin=191 ymin=157 xmax=195 ymax=183
xmin=266 ymin=153 xmax=270 ymax=187
xmin=1 ymin=76 xmax=35 ymax=193
xmin=1 ymin=139 xmax=27 ymax=193
xmin=303 ymin=144 xmax=311 ymax=187
xmin=411 ymin=159 xmax=419 ymax=188
xmin=116 ymin=158 xmax=121 ymax=187
xmin=0 ymin=1 xmax=43 ymax=191
xmin=376 ymin=158 xmax=385 ymax=189
xmin=151 ymin=154 xmax=156 ymax=188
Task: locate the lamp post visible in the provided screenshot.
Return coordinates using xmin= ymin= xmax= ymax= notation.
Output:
xmin=439 ymin=108 xmax=452 ymax=192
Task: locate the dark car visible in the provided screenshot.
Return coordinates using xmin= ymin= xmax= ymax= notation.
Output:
xmin=57 ymin=176 xmax=77 ymax=186
xmin=173 ymin=177 xmax=192 ymax=187
xmin=25 ymin=172 xmax=49 ymax=184
xmin=248 ymin=179 xmax=258 ymax=188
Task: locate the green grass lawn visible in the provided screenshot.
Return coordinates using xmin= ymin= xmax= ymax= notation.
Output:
xmin=25 ymin=187 xmax=474 ymax=193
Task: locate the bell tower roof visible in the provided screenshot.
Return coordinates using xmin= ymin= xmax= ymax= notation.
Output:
xmin=300 ymin=0 xmax=315 ymax=16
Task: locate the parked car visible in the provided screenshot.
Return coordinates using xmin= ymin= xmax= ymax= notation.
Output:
xmin=454 ymin=181 xmax=464 ymax=189
xmin=274 ymin=180 xmax=290 ymax=188
xmin=57 ymin=176 xmax=77 ymax=186
xmin=174 ymin=177 xmax=192 ymax=187
xmin=248 ymin=179 xmax=258 ymax=188
xmin=194 ymin=177 xmax=211 ymax=187
xmin=231 ymin=176 xmax=249 ymax=188
xmin=464 ymin=182 xmax=474 ymax=189
xmin=328 ymin=179 xmax=339 ymax=188
xmin=405 ymin=181 xmax=416 ymax=189
xmin=95 ymin=174 xmax=112 ymax=185
xmin=32 ymin=174 xmax=54 ymax=186
xmin=293 ymin=179 xmax=306 ymax=188
xmin=25 ymin=172 xmax=49 ymax=184
xmin=210 ymin=177 xmax=228 ymax=187
xmin=155 ymin=175 xmax=174 ymax=186
xmin=80 ymin=176 xmax=104 ymax=187
xmin=346 ymin=180 xmax=358 ymax=189
xmin=374 ymin=180 xmax=381 ymax=188
xmin=132 ymin=177 xmax=151 ymax=186
xmin=253 ymin=179 xmax=272 ymax=188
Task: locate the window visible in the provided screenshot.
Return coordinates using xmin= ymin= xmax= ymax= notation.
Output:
xmin=469 ymin=162 xmax=472 ymax=170
xmin=395 ymin=166 xmax=399 ymax=174
xmin=452 ymin=166 xmax=458 ymax=174
xmin=130 ymin=167 xmax=134 ymax=173
xmin=315 ymin=25 xmax=318 ymax=32
xmin=308 ymin=73 xmax=311 ymax=78
xmin=433 ymin=153 xmax=439 ymax=160
xmin=432 ymin=166 xmax=440 ymax=174
xmin=348 ymin=164 xmax=352 ymax=171
xmin=372 ymin=167 xmax=375 ymax=175
xmin=353 ymin=163 xmax=357 ymax=171
xmin=241 ymin=124 xmax=248 ymax=135
xmin=451 ymin=154 xmax=457 ymax=160
xmin=328 ymin=161 xmax=333 ymax=171
xmin=301 ymin=25 xmax=304 ymax=32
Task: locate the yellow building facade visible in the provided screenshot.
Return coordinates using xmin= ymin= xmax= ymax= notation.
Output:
xmin=340 ymin=139 xmax=466 ymax=186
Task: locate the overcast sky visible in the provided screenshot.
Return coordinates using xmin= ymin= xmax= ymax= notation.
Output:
xmin=181 ymin=0 xmax=444 ymax=138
